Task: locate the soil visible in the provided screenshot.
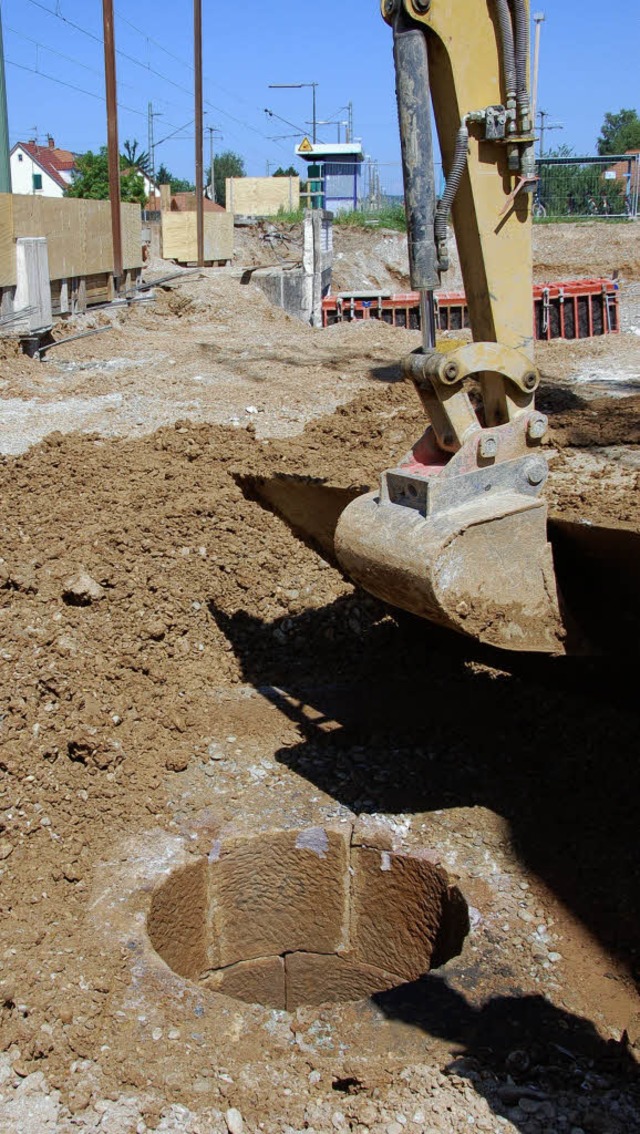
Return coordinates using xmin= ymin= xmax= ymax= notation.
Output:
xmin=0 ymin=221 xmax=639 ymax=1133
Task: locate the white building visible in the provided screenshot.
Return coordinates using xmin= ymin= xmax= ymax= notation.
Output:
xmin=10 ymin=138 xmax=76 ymax=197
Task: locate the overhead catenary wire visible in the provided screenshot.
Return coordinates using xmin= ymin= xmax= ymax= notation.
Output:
xmin=15 ymin=0 xmax=307 ymax=165
xmin=6 ymin=57 xmax=147 ymax=119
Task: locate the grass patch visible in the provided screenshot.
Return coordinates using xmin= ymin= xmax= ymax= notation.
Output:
xmin=275 ymin=207 xmax=306 ymax=224
xmin=533 ymin=215 xmax=633 ymax=224
xmin=334 ymin=204 xmax=407 ymax=232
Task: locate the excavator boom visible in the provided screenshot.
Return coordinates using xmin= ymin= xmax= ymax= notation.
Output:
xmin=242 ymin=1 xmax=636 ymax=655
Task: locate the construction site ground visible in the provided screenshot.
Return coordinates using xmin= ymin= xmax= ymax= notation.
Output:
xmin=0 ymin=220 xmax=639 ymax=1133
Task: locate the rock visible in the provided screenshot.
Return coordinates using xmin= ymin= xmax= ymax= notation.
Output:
xmin=226 ymin=1107 xmax=244 ymax=1134
xmin=62 ymin=569 xmax=104 ymax=605
xmin=0 ymin=840 xmax=13 ymax=860
xmin=165 ymin=753 xmax=189 ymax=772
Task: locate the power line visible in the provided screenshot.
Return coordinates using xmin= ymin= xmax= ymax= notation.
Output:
xmin=115 ymin=9 xmax=193 ymax=73
xmin=24 ymin=0 xmax=101 ymax=44
xmin=17 ymin=0 xmax=301 ymax=163
xmin=6 ymin=57 xmax=147 ymax=119
xmin=6 ymin=23 xmax=134 ymax=91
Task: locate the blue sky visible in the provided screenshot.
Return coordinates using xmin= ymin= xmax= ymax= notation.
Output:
xmin=2 ymin=0 xmax=639 ymax=194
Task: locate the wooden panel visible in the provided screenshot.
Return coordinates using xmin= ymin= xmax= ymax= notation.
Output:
xmin=226 ymin=176 xmax=300 ymax=217
xmin=161 ymin=212 xmax=233 ymax=262
xmin=0 ymin=195 xmax=15 ymax=287
xmin=121 ymin=202 xmax=142 ymax=270
xmin=0 ymin=195 xmax=142 ymax=287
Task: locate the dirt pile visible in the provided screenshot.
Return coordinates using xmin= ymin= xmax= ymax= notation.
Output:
xmin=0 ymin=225 xmax=639 ymax=1132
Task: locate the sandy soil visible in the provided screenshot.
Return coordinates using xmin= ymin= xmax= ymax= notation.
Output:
xmin=0 ymin=223 xmax=639 ymax=1132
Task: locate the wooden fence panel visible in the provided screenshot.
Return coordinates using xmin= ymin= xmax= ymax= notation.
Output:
xmin=162 ymin=212 xmax=234 ymax=262
xmin=0 ymin=195 xmax=142 ymax=288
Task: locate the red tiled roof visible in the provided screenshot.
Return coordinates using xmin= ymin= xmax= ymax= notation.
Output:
xmin=17 ymin=141 xmax=76 ymax=190
xmin=170 ymin=192 xmax=225 ymax=213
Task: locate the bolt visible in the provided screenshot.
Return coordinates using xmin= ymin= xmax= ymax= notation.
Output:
xmin=384 ymin=0 xmax=397 ymax=13
xmin=526 ymin=412 xmax=548 ymax=441
xmin=443 ymin=360 xmax=460 ymax=383
xmin=523 ymin=371 xmax=538 ymax=391
xmin=524 ymin=458 xmax=547 ymax=487
xmin=413 ymin=0 xmax=432 ymax=9
xmin=478 ymin=434 xmax=498 ymax=460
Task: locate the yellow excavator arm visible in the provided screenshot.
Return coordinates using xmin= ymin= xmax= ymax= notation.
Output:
xmin=334 ymin=0 xmax=569 ymax=653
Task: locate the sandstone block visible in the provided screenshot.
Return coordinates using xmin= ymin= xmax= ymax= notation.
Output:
xmin=147 ymin=859 xmax=208 ymax=980
xmin=350 ymin=848 xmax=449 ymax=981
xmin=211 ymin=827 xmax=350 ymax=966
xmin=285 ymin=951 xmax=405 ymax=1010
xmin=202 ymin=955 xmax=285 ymax=1009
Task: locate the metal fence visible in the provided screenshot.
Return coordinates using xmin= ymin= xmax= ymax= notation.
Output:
xmin=352 ymin=155 xmax=639 ymax=220
xmin=534 ymin=154 xmax=639 ymax=220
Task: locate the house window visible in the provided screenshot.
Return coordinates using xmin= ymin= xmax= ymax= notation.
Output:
xmin=32 ymin=173 xmax=42 ymax=191
xmin=17 ymin=153 xmax=23 ymax=162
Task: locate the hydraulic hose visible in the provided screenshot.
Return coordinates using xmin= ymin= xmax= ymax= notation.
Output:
xmin=434 ymin=122 xmax=469 ymax=273
xmin=511 ymin=0 xmax=530 ymax=128
xmin=493 ymin=0 xmax=517 ymax=107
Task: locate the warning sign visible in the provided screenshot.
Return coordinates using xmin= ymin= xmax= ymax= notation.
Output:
xmin=298 ymin=136 xmax=313 ymax=153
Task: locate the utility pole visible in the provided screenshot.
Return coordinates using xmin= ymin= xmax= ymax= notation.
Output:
xmin=0 ymin=4 xmax=11 ymax=193
xmin=194 ymin=0 xmax=204 ymax=266
xmin=148 ymin=102 xmax=162 ymax=199
xmin=269 ymin=82 xmax=318 ymax=144
xmin=102 ymin=0 xmax=122 ymax=287
xmin=347 ymin=102 xmax=353 ymax=145
xmin=206 ymin=123 xmax=222 ymax=201
xmin=531 ymin=12 xmax=545 ymax=131
xmin=536 ymin=109 xmax=562 ymax=158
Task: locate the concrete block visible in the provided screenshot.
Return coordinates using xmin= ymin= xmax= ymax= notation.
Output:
xmin=147 ymin=859 xmax=208 ymax=980
xmin=211 ymin=827 xmax=350 ymax=966
xmin=202 ymin=955 xmax=285 ymax=1009
xmin=350 ymin=848 xmax=449 ymax=981
xmin=285 ymin=951 xmax=405 ymax=1010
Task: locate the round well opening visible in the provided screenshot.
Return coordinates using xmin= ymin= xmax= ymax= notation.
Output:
xmin=147 ymin=826 xmax=469 ymax=1010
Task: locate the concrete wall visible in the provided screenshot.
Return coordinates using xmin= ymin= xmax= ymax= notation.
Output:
xmin=251 ymin=209 xmax=333 ymax=327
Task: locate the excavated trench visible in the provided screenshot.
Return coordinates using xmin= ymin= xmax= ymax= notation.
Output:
xmin=147 ymin=826 xmax=470 ymax=1010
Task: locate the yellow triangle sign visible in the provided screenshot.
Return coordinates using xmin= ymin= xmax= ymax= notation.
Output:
xmin=298 ymin=136 xmax=313 ymax=153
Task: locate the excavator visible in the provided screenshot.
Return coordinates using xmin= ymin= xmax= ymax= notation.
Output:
xmin=244 ymin=0 xmax=638 ymax=655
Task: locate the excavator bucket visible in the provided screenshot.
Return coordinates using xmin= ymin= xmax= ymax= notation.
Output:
xmin=238 ymin=472 xmax=638 ymax=656
xmin=334 ymin=488 xmax=567 ymax=654
xmin=238 ymin=471 xmax=568 ymax=655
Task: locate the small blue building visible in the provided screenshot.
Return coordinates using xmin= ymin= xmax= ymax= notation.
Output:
xmin=295 ymin=140 xmax=364 ymax=213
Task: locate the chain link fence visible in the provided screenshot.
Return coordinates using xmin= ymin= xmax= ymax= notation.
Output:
xmin=534 ymin=155 xmax=639 ymax=220
xmin=353 ymin=155 xmax=639 ymax=221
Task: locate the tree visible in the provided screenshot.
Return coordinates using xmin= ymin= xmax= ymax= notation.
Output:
xmin=212 ymin=150 xmax=245 ymax=207
xmin=156 ymin=162 xmax=195 ymax=194
xmin=65 ymin=148 xmax=147 ymax=205
xmin=596 ymin=109 xmax=640 ymax=156
xmin=273 ymin=165 xmax=298 ymax=177
xmin=122 ymin=138 xmax=151 ymax=174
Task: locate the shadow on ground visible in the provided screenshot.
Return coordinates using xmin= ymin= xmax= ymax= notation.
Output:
xmin=209 ymin=597 xmax=640 ymax=1129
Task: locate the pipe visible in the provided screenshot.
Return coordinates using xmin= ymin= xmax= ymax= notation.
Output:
xmin=434 ymin=122 xmax=469 ymax=273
